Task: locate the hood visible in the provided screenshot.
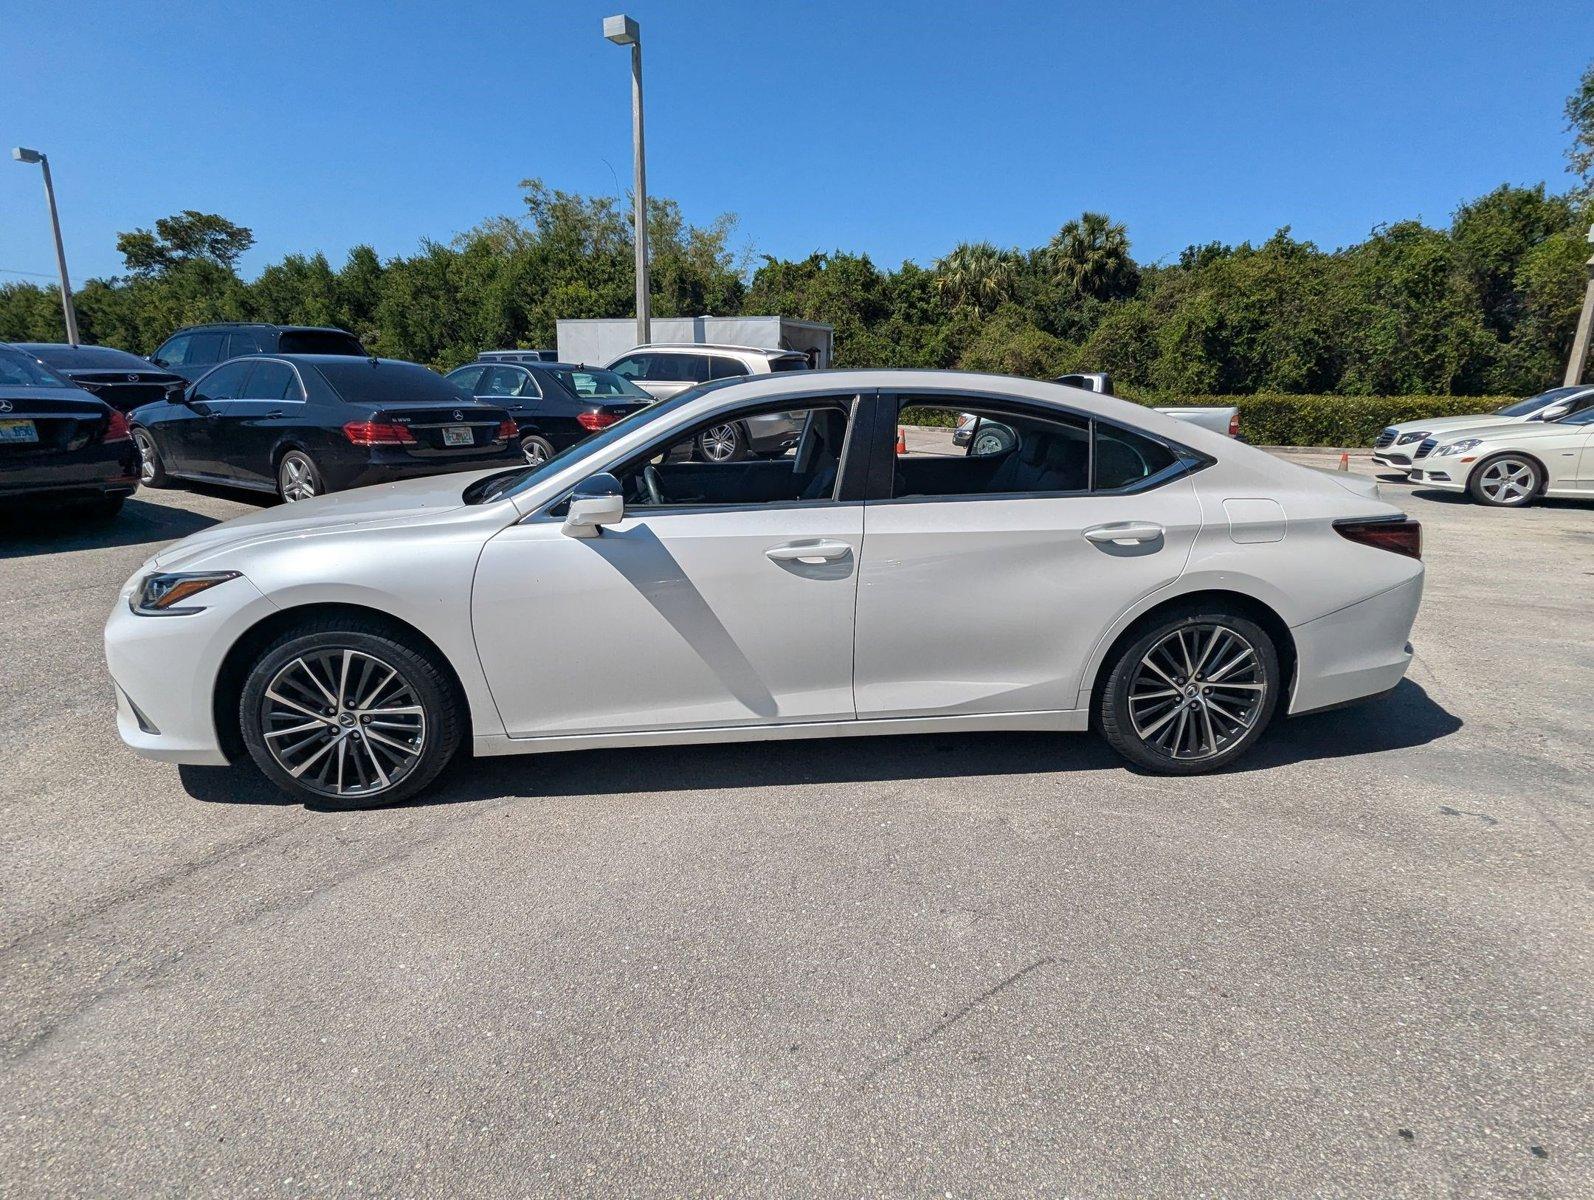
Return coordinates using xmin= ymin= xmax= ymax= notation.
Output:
xmin=1428 ymin=419 xmax=1571 ymax=446
xmin=1387 ymin=412 xmax=1519 ymax=437
xmin=153 ymin=468 xmax=500 ymax=569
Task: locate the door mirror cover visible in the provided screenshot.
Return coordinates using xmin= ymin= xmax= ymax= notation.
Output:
xmin=562 ymin=472 xmax=625 ymax=538
xmin=1537 ymin=403 xmax=1570 ymax=421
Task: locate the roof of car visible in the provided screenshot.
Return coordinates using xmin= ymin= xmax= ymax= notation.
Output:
xmin=174 ymin=323 xmax=355 ymax=334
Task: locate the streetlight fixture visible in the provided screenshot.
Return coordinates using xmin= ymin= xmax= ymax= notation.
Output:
xmin=603 ymin=14 xmax=650 ymax=347
xmin=1564 ymin=221 xmax=1594 ymax=387
xmin=11 ymin=146 xmax=81 ymax=346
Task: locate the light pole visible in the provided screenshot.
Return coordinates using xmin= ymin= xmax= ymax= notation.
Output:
xmin=604 ymin=14 xmax=650 ymax=347
xmin=12 ymin=147 xmax=81 ymax=346
xmin=1564 ymin=222 xmax=1594 ymax=387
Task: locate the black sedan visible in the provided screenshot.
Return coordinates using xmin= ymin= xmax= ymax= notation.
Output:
xmin=130 ymin=355 xmax=521 ymax=502
xmin=444 ymin=360 xmax=651 ymax=465
xmin=12 ymin=342 xmax=186 ymax=412
xmin=0 ymin=342 xmax=139 ymax=520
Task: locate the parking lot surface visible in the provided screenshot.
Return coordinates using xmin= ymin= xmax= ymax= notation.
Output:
xmin=2 ymin=455 xmax=1590 ymax=1197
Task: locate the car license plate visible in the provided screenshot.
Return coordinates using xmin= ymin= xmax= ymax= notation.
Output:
xmin=442 ymin=426 xmax=473 ymax=447
xmin=0 ymin=419 xmax=38 ymax=444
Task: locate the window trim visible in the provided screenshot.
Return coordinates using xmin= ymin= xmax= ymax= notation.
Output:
xmin=238 ymin=357 xmax=308 ymax=403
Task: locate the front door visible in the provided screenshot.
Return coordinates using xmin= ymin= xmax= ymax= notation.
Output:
xmin=472 ymin=398 xmax=865 ymax=737
xmin=216 ymin=359 xmax=303 ymax=486
xmin=852 ymin=396 xmax=1203 ymax=718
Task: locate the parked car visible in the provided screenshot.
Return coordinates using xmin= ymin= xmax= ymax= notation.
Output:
xmin=105 ymin=369 xmax=1423 ymax=808
xmin=606 ymin=343 xmax=812 ymax=461
xmin=130 ymin=355 xmax=519 ymax=503
xmin=12 ymin=343 xmax=186 ymax=412
xmin=149 ymin=323 xmax=368 ymax=382
xmin=477 ymin=349 xmax=560 ymax=364
xmin=1372 ymin=385 xmax=1594 ymax=473
xmin=1405 ymin=406 xmax=1594 ymax=506
xmin=445 ymin=359 xmax=651 ymax=465
xmin=0 ymin=342 xmax=139 ymax=519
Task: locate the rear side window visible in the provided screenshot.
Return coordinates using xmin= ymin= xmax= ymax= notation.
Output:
xmin=278 ymin=330 xmax=366 ymax=356
xmin=893 ymin=401 xmax=1090 ymax=498
xmin=1094 ymin=425 xmax=1179 ymax=491
xmin=226 ymin=330 xmax=265 ymax=358
xmin=643 ymin=354 xmax=710 ymax=382
xmin=710 ymin=357 xmax=749 ymax=380
xmin=315 ymin=360 xmax=466 ymax=403
xmin=187 ymin=332 xmax=226 ymax=364
xmin=247 ymin=361 xmax=301 ymax=401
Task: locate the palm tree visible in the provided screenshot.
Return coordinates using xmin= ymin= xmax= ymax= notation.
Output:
xmin=1045 ymin=212 xmax=1138 ymax=301
xmin=933 ymin=242 xmax=1021 ymax=313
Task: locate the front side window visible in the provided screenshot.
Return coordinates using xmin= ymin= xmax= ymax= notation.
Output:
xmin=613 ymin=401 xmax=853 ymax=509
xmin=193 ymin=360 xmax=252 ymax=403
xmin=607 ymin=355 xmax=649 ymax=379
xmin=482 ymin=366 xmax=536 ymax=398
xmin=153 ymin=335 xmax=192 ymax=366
xmin=446 ymin=364 xmax=487 ymax=394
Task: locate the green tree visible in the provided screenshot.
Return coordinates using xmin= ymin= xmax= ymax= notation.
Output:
xmin=1566 ymin=58 xmax=1594 ymax=198
xmin=116 ymin=211 xmax=256 ymax=276
xmin=933 ymin=242 xmax=1022 ymax=314
xmin=1043 ymin=212 xmax=1139 ymax=302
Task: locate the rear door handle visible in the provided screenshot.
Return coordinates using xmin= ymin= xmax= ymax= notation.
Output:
xmin=263 ymin=409 xmax=284 ymax=419
xmin=766 ymin=540 xmax=852 ymax=564
xmin=1084 ymin=522 xmax=1165 ymax=545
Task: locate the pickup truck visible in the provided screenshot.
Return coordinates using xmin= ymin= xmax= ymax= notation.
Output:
xmin=1057 ymin=373 xmax=1240 ymax=438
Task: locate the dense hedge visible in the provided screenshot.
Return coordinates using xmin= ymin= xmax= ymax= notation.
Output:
xmin=903 ymin=394 xmax=1509 ymax=446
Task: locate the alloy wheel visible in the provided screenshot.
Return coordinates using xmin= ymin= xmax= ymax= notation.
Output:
xmin=258 ymin=648 xmax=427 ymax=799
xmin=698 ymin=424 xmax=741 ymax=462
xmin=521 ymin=437 xmax=550 ymax=466
xmin=280 ymin=454 xmax=317 ymax=502
xmin=1478 ymin=458 xmax=1535 ymax=505
xmin=133 ymin=430 xmax=157 ymax=484
xmin=1128 ymin=624 xmax=1267 ymax=762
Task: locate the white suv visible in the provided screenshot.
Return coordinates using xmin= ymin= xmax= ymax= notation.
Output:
xmin=606 ymin=344 xmax=812 ymax=461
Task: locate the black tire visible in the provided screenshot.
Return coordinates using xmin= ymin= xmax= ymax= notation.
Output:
xmin=519 ymin=434 xmax=556 ymax=466
xmin=239 ymin=619 xmax=464 ymax=809
xmin=1467 ymin=454 xmax=1541 ymax=508
xmin=132 ymin=428 xmax=171 ymax=488
xmin=696 ymin=421 xmax=749 ymax=463
xmin=1098 ymin=607 xmax=1280 ymax=775
xmin=277 ymin=449 xmax=325 ymax=503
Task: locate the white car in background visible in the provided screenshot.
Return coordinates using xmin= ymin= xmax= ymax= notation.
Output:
xmin=1372 ymin=385 xmax=1594 ymax=473
xmin=105 ymin=370 xmax=1424 ymax=809
xmin=1405 ymin=405 xmax=1594 ymax=506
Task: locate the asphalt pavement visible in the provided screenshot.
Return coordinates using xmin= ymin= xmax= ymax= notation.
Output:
xmin=1 ymin=455 xmax=1589 ymax=1197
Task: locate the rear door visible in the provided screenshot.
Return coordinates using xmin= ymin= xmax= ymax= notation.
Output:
xmin=852 ymin=394 xmax=1204 ymax=718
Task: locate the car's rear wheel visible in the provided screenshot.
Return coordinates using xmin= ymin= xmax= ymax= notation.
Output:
xmin=696 ymin=422 xmax=748 ymax=463
xmin=277 ymin=450 xmax=324 ymax=503
xmin=239 ymin=621 xmax=463 ymax=808
xmin=133 ymin=428 xmax=170 ymax=487
xmin=1098 ymin=609 xmax=1280 ymax=774
xmin=520 ymin=434 xmax=556 ymax=466
xmin=1468 ymin=454 xmax=1541 ymax=507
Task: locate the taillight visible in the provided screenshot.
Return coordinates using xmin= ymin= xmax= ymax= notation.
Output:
xmin=577 ymin=410 xmax=621 ymax=432
xmin=1227 ymin=411 xmax=1241 ymax=438
xmin=1334 ymin=518 xmax=1421 ymax=560
xmin=103 ymin=409 xmax=131 ymax=443
xmin=495 ymin=418 xmax=518 ymax=441
xmin=342 ymin=419 xmax=416 ymax=446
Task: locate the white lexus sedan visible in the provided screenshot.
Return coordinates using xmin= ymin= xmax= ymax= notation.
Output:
xmin=105 ymin=371 xmax=1425 ymax=808
xmin=1405 ymin=404 xmax=1594 ymax=505
xmin=1371 ymin=384 xmax=1594 ymax=473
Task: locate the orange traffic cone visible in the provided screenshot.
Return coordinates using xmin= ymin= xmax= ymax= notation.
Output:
xmin=1338 ymin=451 xmax=1350 ymax=471
xmin=896 ymin=427 xmax=908 ymax=455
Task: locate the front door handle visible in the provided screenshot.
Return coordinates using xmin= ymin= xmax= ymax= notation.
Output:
xmin=1083 ymin=522 xmax=1165 ymax=546
xmin=262 ymin=409 xmax=284 ymax=419
xmin=766 ymin=540 xmax=852 ymax=564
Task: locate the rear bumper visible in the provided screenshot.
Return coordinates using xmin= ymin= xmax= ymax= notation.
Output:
xmin=0 ymin=442 xmax=140 ymax=502
xmin=1289 ymin=572 xmax=1424 ymax=715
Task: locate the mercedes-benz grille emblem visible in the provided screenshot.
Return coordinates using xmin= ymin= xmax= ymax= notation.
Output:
xmin=0 ymin=399 xmax=12 ymax=413
xmin=452 ymin=409 xmax=464 ymax=422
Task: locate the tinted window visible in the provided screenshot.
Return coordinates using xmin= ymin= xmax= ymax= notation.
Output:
xmin=770 ymin=355 xmax=810 ymax=373
xmin=226 ymin=330 xmax=265 ymax=357
xmin=546 ymin=367 xmax=648 ymax=398
xmin=608 ymin=354 xmax=648 ymax=378
xmin=187 ymin=332 xmax=226 ymax=364
xmin=710 ymin=357 xmax=749 ymax=380
xmin=315 ymin=360 xmax=467 ymax=403
xmin=624 ymin=353 xmax=709 ymax=383
xmin=482 ymin=366 xmax=535 ymax=398
xmin=247 ymin=361 xmax=301 ymax=401
xmin=193 ymin=361 xmax=252 ymax=402
xmin=893 ymin=402 xmax=1089 ymax=498
xmin=1560 ymin=406 xmax=1594 ymax=426
xmin=0 ymin=346 xmax=72 ymax=387
xmin=153 ymin=335 xmax=192 ymax=366
xmin=446 ymin=365 xmax=488 ymax=393
xmin=1094 ymin=424 xmax=1179 ymax=490
xmin=277 ymin=330 xmax=366 ymax=356
xmin=21 ymin=344 xmax=148 ymax=369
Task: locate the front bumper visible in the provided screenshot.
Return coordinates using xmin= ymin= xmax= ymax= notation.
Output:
xmin=1290 ymin=572 xmax=1424 ymax=715
xmin=1406 ymin=464 xmax=1466 ymax=492
xmin=104 ymin=571 xmax=278 ymax=765
xmin=1370 ymin=451 xmax=1414 ymax=471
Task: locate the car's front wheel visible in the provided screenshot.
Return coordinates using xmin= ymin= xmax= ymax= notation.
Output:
xmin=1468 ymin=454 xmax=1541 ymax=507
xmin=277 ymin=450 xmax=324 ymax=503
xmin=1098 ymin=609 xmax=1280 ymax=774
xmin=239 ymin=621 xmax=464 ymax=808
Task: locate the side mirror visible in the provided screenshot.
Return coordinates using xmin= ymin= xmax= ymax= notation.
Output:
xmin=1536 ymin=403 xmax=1570 ymax=422
xmin=562 ymin=472 xmax=625 ymax=538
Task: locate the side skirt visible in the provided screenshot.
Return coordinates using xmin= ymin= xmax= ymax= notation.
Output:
xmin=472 ymin=709 xmax=1089 ymax=757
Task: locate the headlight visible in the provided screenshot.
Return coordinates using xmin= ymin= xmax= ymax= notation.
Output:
xmin=131 ymin=571 xmax=241 ymax=615
xmin=1397 ymin=430 xmax=1429 ymax=445
xmin=1435 ymin=438 xmax=1482 ymax=456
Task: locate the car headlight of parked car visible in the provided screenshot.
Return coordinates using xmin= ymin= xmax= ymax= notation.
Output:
xmin=131 ymin=571 xmax=241 ymax=615
xmin=1396 ymin=430 xmax=1429 ymax=445
xmin=1434 ymin=438 xmax=1482 ymax=457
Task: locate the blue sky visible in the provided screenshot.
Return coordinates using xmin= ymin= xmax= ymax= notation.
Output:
xmin=2 ymin=0 xmax=1589 ymax=285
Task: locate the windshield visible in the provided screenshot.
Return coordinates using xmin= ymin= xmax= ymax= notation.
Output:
xmin=467 ymin=388 xmax=705 ymax=504
xmin=546 ymin=367 xmax=650 ymax=398
xmin=1494 ymin=386 xmax=1582 ymax=417
xmin=0 ymin=346 xmax=73 ymax=387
